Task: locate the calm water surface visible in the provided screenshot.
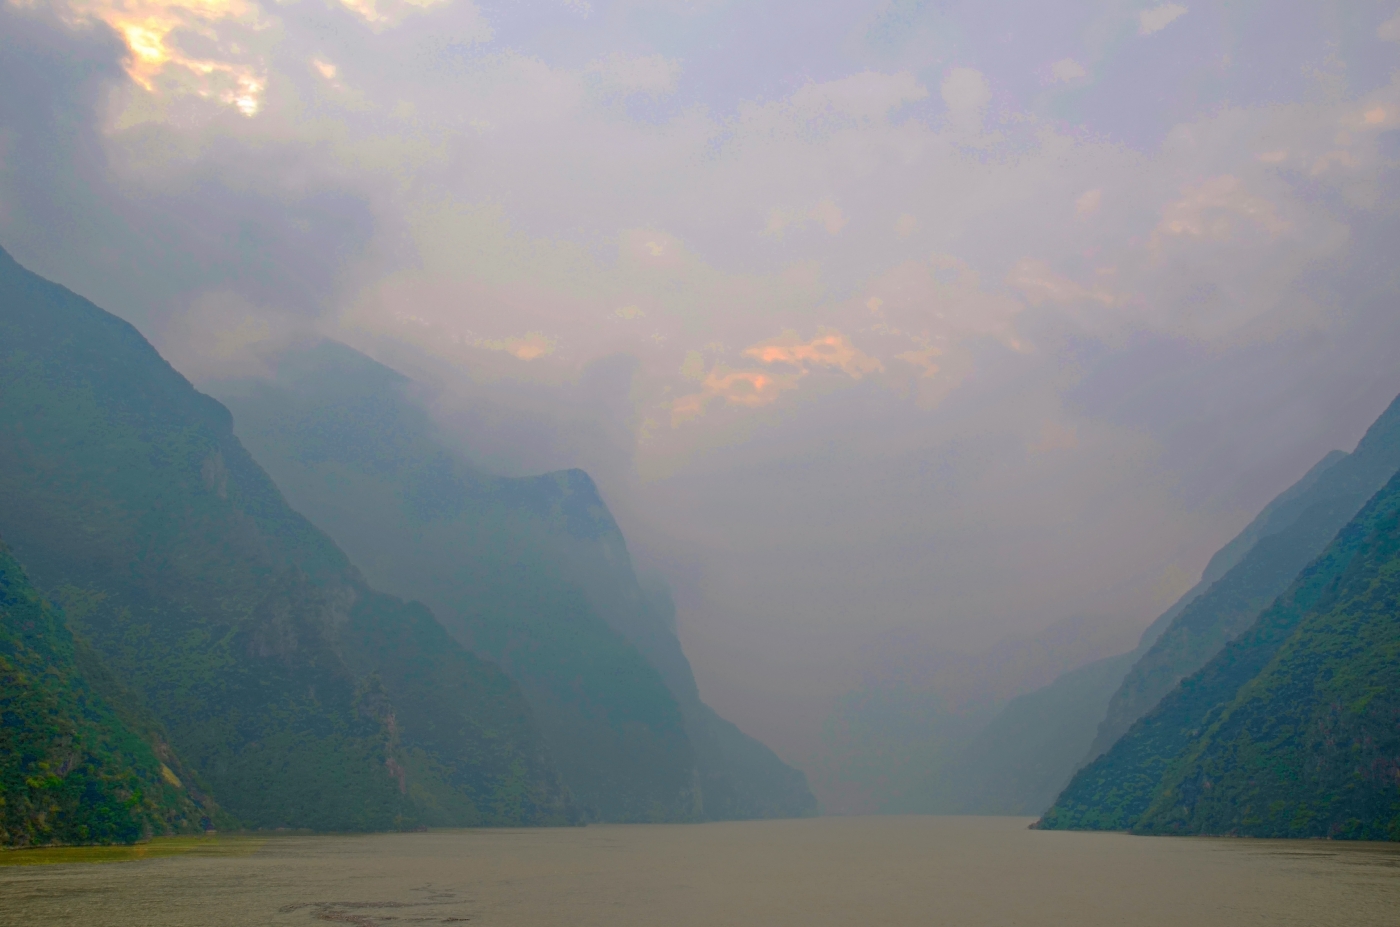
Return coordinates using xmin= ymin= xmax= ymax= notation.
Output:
xmin=4 ymin=816 xmax=1399 ymax=926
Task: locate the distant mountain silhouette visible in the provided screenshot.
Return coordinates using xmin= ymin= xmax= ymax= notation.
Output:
xmin=210 ymin=341 xmax=815 ymax=822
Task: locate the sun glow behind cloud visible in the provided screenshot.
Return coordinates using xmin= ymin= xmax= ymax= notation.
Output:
xmin=46 ymin=0 xmax=471 ymax=116
xmin=56 ymin=0 xmax=267 ymax=113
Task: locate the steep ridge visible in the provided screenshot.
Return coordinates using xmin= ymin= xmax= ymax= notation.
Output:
xmin=925 ymin=445 xmax=1364 ymax=815
xmin=209 ymin=341 xmax=815 ymax=821
xmin=1 ymin=542 xmax=216 ymax=846
xmin=1086 ymin=401 xmax=1400 ymax=760
xmin=1041 ymin=466 xmax=1400 ymax=837
xmin=0 ymin=247 xmax=571 ymax=831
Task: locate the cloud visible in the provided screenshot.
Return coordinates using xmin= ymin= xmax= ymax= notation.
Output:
xmin=337 ymin=0 xmax=455 ymax=26
xmin=765 ymin=199 xmax=848 ymax=237
xmin=894 ymin=345 xmax=941 ymax=378
xmin=744 ymin=330 xmax=884 ymax=379
xmin=1153 ymin=175 xmax=1288 ymax=242
xmin=478 ymin=332 xmax=557 ymax=360
xmin=1379 ymin=11 xmax=1400 ymax=42
xmin=1138 ymin=3 xmax=1187 ymax=36
xmin=1008 ymin=259 xmax=1117 ymax=308
xmin=59 ymin=0 xmax=267 ymax=113
xmin=865 ymin=255 xmax=1028 ymax=354
xmin=668 ymin=331 xmax=882 ymax=426
xmin=586 ymin=52 xmax=682 ymax=100
xmin=788 ymin=71 xmax=928 ymax=121
xmin=1075 ymin=188 xmax=1102 ymax=217
xmin=1049 ymin=58 xmax=1087 ymax=83
xmin=671 ymin=366 xmax=797 ymax=425
xmin=1029 ymin=420 xmax=1078 ymax=454
xmin=52 ymin=0 xmax=490 ymax=118
xmin=941 ymin=67 xmax=990 ymax=116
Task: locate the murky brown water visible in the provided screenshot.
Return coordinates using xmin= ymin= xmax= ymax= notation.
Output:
xmin=3 ymin=816 xmax=1399 ymax=927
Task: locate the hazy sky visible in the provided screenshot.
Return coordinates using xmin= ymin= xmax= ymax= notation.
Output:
xmin=3 ymin=0 xmax=1400 ymax=769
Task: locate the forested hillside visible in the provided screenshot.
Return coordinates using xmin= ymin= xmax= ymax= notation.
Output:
xmin=1088 ymin=408 xmax=1400 ymax=759
xmin=922 ymin=443 xmax=1369 ymax=815
xmin=1 ymin=543 xmax=216 ymax=846
xmin=1041 ymin=468 xmax=1400 ymax=837
xmin=211 ymin=342 xmax=815 ymax=821
xmin=916 ymin=395 xmax=1399 ymax=816
xmin=0 ymin=247 xmax=572 ymax=833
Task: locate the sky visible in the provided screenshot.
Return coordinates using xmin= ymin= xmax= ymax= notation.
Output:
xmin=2 ymin=0 xmax=1400 ymax=783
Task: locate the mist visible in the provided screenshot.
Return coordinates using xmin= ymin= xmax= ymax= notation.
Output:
xmin=3 ymin=0 xmax=1400 ymax=808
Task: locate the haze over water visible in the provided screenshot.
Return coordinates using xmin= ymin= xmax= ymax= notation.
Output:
xmin=5 ymin=817 xmax=1399 ymax=927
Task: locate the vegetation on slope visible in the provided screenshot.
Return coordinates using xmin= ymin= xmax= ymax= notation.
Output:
xmin=1041 ymin=468 xmax=1400 ymax=838
xmin=211 ymin=341 xmax=815 ymax=821
xmin=1 ymin=543 xmax=214 ymax=846
xmin=0 ymin=247 xmax=571 ymax=832
xmin=1087 ymin=407 xmax=1400 ymax=760
xmin=921 ymin=408 xmax=1393 ymax=818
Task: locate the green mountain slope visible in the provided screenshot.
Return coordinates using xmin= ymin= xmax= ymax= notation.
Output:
xmin=917 ymin=449 xmax=1354 ymax=815
xmin=1041 ymin=466 xmax=1400 ymax=838
xmin=1 ymin=542 xmax=217 ymax=846
xmin=209 ymin=342 xmax=815 ymax=821
xmin=1086 ymin=402 xmax=1400 ymax=760
xmin=0 ymin=247 xmax=571 ymax=831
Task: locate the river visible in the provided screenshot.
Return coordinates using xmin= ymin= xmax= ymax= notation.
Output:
xmin=3 ymin=816 xmax=1398 ymax=926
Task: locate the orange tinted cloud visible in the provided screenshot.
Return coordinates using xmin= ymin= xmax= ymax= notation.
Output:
xmin=1154 ymin=175 xmax=1288 ymax=241
xmin=743 ymin=330 xmax=883 ymax=378
xmin=670 ymin=331 xmax=880 ymax=426
xmin=671 ymin=366 xmax=796 ymax=425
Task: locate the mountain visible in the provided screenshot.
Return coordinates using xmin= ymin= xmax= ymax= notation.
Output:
xmin=809 ymin=611 xmax=1140 ymax=812
xmin=0 ymin=246 xmax=571 ymax=832
xmin=920 ymin=429 xmax=1386 ymax=816
xmin=1040 ymin=465 xmax=1400 ymax=838
xmin=929 ymin=650 xmax=1137 ymax=815
xmin=208 ymin=341 xmax=815 ymax=822
xmin=1 ymin=542 xmax=218 ymax=846
xmin=630 ymin=578 xmax=816 ymax=820
xmin=1086 ymin=405 xmax=1400 ymax=761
